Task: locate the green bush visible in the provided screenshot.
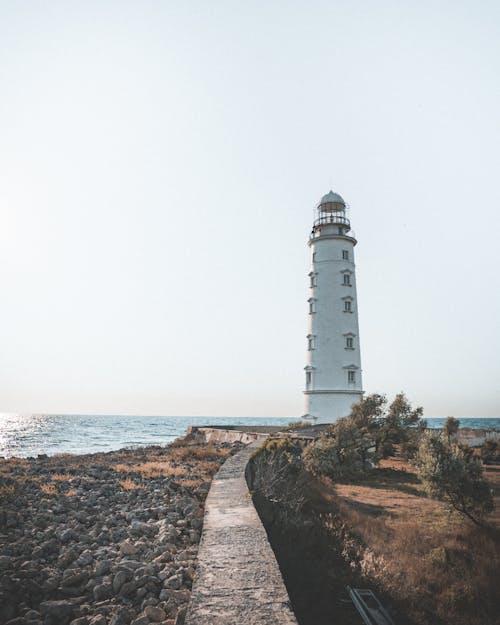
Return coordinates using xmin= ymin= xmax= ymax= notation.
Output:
xmin=415 ymin=434 xmax=494 ymax=525
xmin=481 ymin=439 xmax=499 ymax=464
xmin=303 ymin=417 xmax=374 ymax=480
xmin=443 ymin=416 xmax=460 ymax=442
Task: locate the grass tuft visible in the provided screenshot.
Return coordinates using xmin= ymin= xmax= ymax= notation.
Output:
xmin=119 ymin=478 xmax=142 ymax=490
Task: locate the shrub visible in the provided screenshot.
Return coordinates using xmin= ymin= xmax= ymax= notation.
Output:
xmin=284 ymin=420 xmax=311 ymax=430
xmin=303 ymin=417 xmax=374 ymax=480
xmin=443 ymin=417 xmax=460 ymax=442
xmin=481 ymin=440 xmax=499 ymax=464
xmin=415 ymin=434 xmax=494 ymax=525
xmin=348 ymin=392 xmax=425 ymax=459
xmin=375 ymin=393 xmax=424 ymax=458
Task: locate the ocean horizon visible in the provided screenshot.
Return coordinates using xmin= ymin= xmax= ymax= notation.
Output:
xmin=1 ymin=413 xmax=499 ymax=458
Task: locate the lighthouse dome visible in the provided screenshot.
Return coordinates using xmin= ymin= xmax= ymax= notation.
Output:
xmin=318 ymin=190 xmax=346 ymax=211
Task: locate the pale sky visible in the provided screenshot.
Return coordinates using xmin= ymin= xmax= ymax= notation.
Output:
xmin=1 ymin=1 xmax=499 ymax=418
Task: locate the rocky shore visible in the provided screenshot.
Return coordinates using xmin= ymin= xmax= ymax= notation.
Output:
xmin=0 ymin=436 xmax=242 ymax=625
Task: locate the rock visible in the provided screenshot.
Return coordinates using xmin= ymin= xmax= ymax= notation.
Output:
xmin=57 ymin=528 xmax=78 ymax=544
xmin=164 ymin=575 xmax=182 ymax=590
xmin=130 ymin=618 xmax=149 ymax=625
xmin=174 ymin=606 xmax=187 ymax=625
xmin=119 ymin=540 xmax=138 ymax=555
xmin=43 ymin=576 xmax=61 ymax=592
xmin=39 ymin=600 xmax=75 ymax=625
xmin=93 ymin=582 xmax=113 ymax=601
xmin=69 ymin=618 xmax=88 ymax=625
xmin=159 ymin=589 xmax=172 ymax=601
xmin=118 ymin=580 xmax=137 ymax=597
xmin=143 ymin=606 xmax=166 ymax=622
xmin=24 ymin=611 xmax=41 ymax=621
xmin=130 ymin=521 xmax=155 ymax=537
xmin=0 ymin=555 xmax=12 ymax=569
xmin=188 ymin=530 xmax=199 ymax=543
xmin=76 ymin=550 xmax=93 ymax=566
xmin=59 ymin=548 xmax=79 ymax=568
xmin=61 ymin=570 xmax=89 ymax=587
xmin=95 ymin=559 xmax=112 ymax=576
xmin=88 ymin=616 xmax=107 ymax=625
xmin=112 ymin=570 xmax=130 ymax=593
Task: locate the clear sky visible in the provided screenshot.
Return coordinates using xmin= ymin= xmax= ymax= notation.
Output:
xmin=1 ymin=1 xmax=499 ymax=418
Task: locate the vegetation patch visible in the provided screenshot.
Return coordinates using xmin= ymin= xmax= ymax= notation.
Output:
xmin=249 ymin=394 xmax=499 ymax=625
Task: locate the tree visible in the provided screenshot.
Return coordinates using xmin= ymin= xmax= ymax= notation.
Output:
xmin=375 ymin=393 xmax=424 ymax=457
xmin=443 ymin=416 xmax=460 ymax=442
xmin=415 ymin=434 xmax=494 ymax=526
xmin=303 ymin=417 xmax=375 ymax=480
xmin=481 ymin=440 xmax=500 ymax=464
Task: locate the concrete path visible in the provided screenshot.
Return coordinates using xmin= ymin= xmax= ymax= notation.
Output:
xmin=185 ymin=439 xmax=298 ymax=625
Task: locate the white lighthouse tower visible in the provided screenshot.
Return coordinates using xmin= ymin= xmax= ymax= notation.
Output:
xmin=304 ymin=190 xmax=363 ymax=423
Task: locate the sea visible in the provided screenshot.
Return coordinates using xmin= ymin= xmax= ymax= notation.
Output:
xmin=0 ymin=414 xmax=499 ymax=458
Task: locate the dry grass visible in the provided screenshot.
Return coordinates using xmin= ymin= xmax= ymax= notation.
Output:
xmin=40 ymin=483 xmax=57 ymax=495
xmin=65 ymin=488 xmax=78 ymax=497
xmin=130 ymin=461 xmax=185 ymax=479
xmin=113 ymin=463 xmax=130 ymax=473
xmin=178 ymin=477 xmax=203 ymax=489
xmin=50 ymin=473 xmax=73 ymax=482
xmin=170 ymin=443 xmax=231 ymax=462
xmin=328 ymin=456 xmax=500 ymax=625
xmin=0 ymin=484 xmax=15 ymax=499
xmin=119 ymin=478 xmax=142 ymax=490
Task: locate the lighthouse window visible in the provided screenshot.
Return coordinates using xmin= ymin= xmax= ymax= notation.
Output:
xmin=348 ymin=371 xmax=355 ymax=383
xmin=342 ymin=250 xmax=349 ymax=260
xmin=343 ymin=274 xmax=351 ymax=286
xmin=309 ymin=272 xmax=317 ymax=287
xmin=308 ymin=298 xmax=316 ymax=314
xmin=346 ymin=337 xmax=354 ymax=349
xmin=344 ymin=300 xmax=352 ymax=312
xmin=306 ymin=371 xmax=312 ymax=388
xmin=307 ymin=335 xmax=315 ymax=350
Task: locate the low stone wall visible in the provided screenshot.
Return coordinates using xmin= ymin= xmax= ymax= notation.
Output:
xmin=426 ymin=428 xmax=499 ymax=447
xmin=185 ymin=438 xmax=298 ymax=625
xmin=186 ymin=426 xmax=265 ymax=446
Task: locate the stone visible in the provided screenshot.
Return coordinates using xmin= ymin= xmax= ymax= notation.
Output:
xmin=93 ymin=582 xmax=113 ymax=601
xmin=118 ymin=580 xmax=137 ymax=597
xmin=174 ymin=606 xmax=187 ymax=625
xmin=119 ymin=540 xmax=138 ymax=555
xmin=130 ymin=618 xmax=149 ymax=625
xmin=130 ymin=521 xmax=155 ymax=537
xmin=95 ymin=559 xmax=112 ymax=576
xmin=112 ymin=570 xmax=130 ymax=593
xmin=159 ymin=589 xmax=172 ymax=601
xmin=88 ymin=616 xmax=107 ymax=625
xmin=144 ymin=606 xmax=166 ymax=622
xmin=24 ymin=611 xmax=41 ymax=621
xmin=164 ymin=575 xmax=182 ymax=590
xmin=39 ymin=599 xmax=75 ymax=625
xmin=58 ymin=528 xmax=78 ymax=544
xmin=76 ymin=550 xmax=94 ymax=566
xmin=61 ymin=570 xmax=88 ymax=587
xmin=0 ymin=555 xmax=12 ymax=569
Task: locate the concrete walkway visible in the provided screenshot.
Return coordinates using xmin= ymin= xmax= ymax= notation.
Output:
xmin=185 ymin=439 xmax=298 ymax=625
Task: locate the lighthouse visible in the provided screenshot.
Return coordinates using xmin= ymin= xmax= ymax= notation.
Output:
xmin=304 ymin=190 xmax=363 ymax=423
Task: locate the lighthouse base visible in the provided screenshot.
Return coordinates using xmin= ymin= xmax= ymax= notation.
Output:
xmin=304 ymin=390 xmax=363 ymax=424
